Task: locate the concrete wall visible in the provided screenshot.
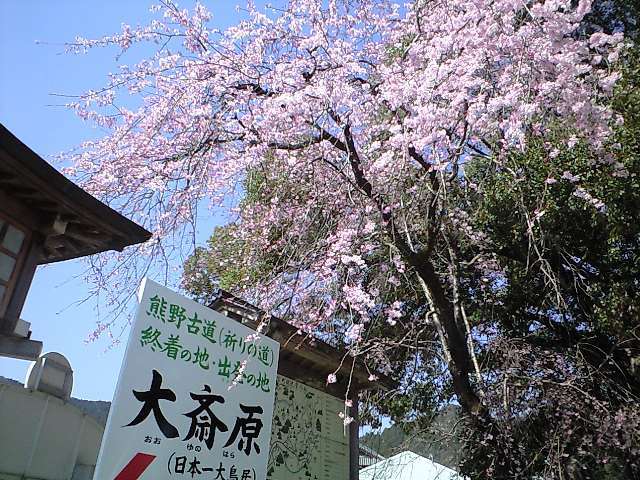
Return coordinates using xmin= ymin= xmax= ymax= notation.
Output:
xmin=0 ymin=382 xmax=103 ymax=480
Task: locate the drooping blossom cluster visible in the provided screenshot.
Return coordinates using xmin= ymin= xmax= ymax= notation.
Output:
xmin=63 ymin=1 xmax=624 ymax=354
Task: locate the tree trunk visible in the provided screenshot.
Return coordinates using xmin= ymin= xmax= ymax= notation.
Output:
xmin=412 ymin=257 xmax=483 ymax=415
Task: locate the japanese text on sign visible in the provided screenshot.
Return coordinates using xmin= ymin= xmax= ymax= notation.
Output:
xmin=93 ymin=278 xmax=279 ymax=480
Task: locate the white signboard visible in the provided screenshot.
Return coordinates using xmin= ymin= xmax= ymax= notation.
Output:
xmin=94 ymin=278 xmax=279 ymax=480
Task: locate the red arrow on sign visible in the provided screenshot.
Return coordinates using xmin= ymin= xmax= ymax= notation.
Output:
xmin=114 ymin=452 xmax=156 ymax=480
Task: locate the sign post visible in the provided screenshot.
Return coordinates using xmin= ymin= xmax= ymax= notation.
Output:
xmin=94 ymin=278 xmax=279 ymax=480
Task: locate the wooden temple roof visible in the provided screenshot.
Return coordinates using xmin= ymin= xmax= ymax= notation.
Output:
xmin=0 ymin=124 xmax=151 ymax=263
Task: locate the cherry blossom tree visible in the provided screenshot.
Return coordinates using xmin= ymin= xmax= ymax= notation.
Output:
xmin=63 ymin=0 xmax=635 ymax=476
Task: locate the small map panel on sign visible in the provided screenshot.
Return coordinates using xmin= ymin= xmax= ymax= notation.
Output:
xmin=267 ymin=376 xmax=349 ymax=480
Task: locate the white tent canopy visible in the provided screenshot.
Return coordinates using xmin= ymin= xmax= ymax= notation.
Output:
xmin=359 ymin=451 xmax=464 ymax=480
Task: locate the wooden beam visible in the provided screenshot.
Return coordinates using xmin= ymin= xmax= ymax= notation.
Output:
xmin=0 ymin=176 xmax=20 ymax=187
xmin=64 ymin=223 xmax=112 ymax=246
xmin=0 ymin=334 xmax=42 ymax=360
xmin=62 ymin=237 xmax=85 ymax=255
xmin=0 ymin=188 xmax=43 ymax=230
xmin=278 ymin=353 xmax=351 ymax=398
xmin=4 ymin=187 xmax=40 ymax=197
xmin=2 ymin=234 xmax=42 ymax=334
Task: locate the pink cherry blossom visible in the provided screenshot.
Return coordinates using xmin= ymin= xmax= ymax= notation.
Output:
xmin=59 ymin=2 xmax=625 ymax=401
xmin=345 ymin=323 xmax=364 ymax=343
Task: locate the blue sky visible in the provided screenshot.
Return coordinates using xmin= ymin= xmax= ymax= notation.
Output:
xmin=0 ymin=1 xmax=247 ymax=400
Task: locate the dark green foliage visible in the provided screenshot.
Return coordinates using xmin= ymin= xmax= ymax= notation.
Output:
xmin=453 ymin=37 xmax=640 ymax=479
